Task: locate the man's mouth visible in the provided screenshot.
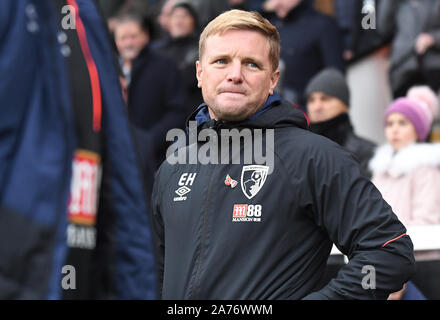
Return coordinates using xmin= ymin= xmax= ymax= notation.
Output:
xmin=220 ymin=90 xmax=245 ymax=95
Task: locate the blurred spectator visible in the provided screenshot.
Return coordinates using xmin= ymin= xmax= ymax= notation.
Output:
xmin=334 ymin=0 xmax=390 ymax=63
xmin=99 ymin=0 xmax=152 ymax=21
xmin=263 ymin=0 xmax=345 ymax=109
xmin=243 ymin=0 xmax=266 ymax=12
xmin=197 ymin=0 xmax=236 ymax=29
xmin=114 ymin=10 xmax=187 ymax=169
xmin=114 ymin=10 xmax=151 ymax=83
xmin=305 ymin=68 xmax=376 ymax=178
xmin=157 ymin=0 xmax=178 ymax=38
xmin=197 ymin=0 xmax=264 ymax=29
xmin=333 ymin=0 xmax=356 ymax=60
xmin=99 ymin=0 xmax=152 ymax=34
xmin=378 ymin=0 xmax=440 ymax=98
xmin=369 ymin=86 xmax=440 ymax=227
xmin=0 ymin=0 xmax=156 ymax=299
xmin=154 ymin=2 xmax=203 ymax=114
xmin=369 ymin=86 xmax=440 ymax=299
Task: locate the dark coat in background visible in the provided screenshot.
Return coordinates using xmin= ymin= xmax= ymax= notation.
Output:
xmin=154 ymin=33 xmax=204 ymax=114
xmin=127 ymin=45 xmax=188 ymax=169
xmin=378 ymin=0 xmax=440 ymax=97
xmin=334 ymin=0 xmax=391 ymax=63
xmin=310 ymin=113 xmax=376 ymax=179
xmin=266 ymin=0 xmax=345 ymax=108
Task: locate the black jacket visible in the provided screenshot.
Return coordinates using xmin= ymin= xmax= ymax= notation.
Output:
xmin=310 ymin=113 xmax=376 ymax=178
xmin=154 ymin=33 xmax=204 ymax=114
xmin=151 ymin=96 xmax=415 ymax=300
xmin=128 ymin=45 xmax=188 ymax=168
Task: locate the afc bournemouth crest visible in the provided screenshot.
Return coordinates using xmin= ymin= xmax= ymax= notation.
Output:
xmin=240 ymin=165 xmax=269 ymax=199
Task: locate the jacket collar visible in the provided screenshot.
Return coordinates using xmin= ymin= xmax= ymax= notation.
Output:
xmin=186 ymin=92 xmax=309 ymax=131
xmin=190 ymin=93 xmax=283 ymax=127
xmin=309 ymin=113 xmax=353 ymax=145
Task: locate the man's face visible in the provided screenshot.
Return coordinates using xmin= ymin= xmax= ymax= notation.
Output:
xmin=385 ymin=113 xmax=418 ymax=151
xmin=307 ymin=92 xmax=348 ymax=123
xmin=158 ymin=0 xmax=177 ymax=32
xmin=114 ymin=21 xmax=149 ymax=61
xmin=196 ymin=29 xmax=280 ymax=122
xmin=169 ymin=7 xmax=195 ymax=38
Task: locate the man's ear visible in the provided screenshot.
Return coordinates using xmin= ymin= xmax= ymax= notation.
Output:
xmin=196 ymin=60 xmax=202 ymax=88
xmin=269 ymin=69 xmax=280 ymax=95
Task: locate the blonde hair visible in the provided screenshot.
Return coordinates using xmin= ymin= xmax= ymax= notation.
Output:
xmin=199 ymin=10 xmax=280 ymax=72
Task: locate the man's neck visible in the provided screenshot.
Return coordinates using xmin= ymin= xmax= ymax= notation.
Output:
xmin=122 ymin=59 xmax=132 ymax=73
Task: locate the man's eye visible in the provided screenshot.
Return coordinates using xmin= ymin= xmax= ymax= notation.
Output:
xmin=247 ymin=62 xmax=259 ymax=68
xmin=215 ymin=59 xmax=227 ymax=64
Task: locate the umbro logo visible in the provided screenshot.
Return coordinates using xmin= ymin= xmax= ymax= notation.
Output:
xmin=175 ymin=186 xmax=191 ymax=197
xmin=174 ymin=173 xmax=197 ymax=202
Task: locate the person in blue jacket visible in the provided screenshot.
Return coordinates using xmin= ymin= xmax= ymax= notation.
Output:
xmin=0 ymin=0 xmax=156 ymax=299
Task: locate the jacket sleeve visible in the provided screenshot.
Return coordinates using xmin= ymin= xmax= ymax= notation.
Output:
xmin=426 ymin=27 xmax=440 ymax=50
xmin=318 ymin=16 xmax=345 ymax=72
xmin=148 ymin=58 xmax=188 ymax=145
xmin=150 ymin=165 xmax=167 ymax=298
xmin=0 ymin=1 xmax=13 ymax=38
xmin=77 ymin=0 xmax=158 ymax=299
xmin=377 ymin=0 xmax=399 ymax=38
xmin=302 ymin=142 xmax=416 ymax=300
xmin=428 ymin=30 xmax=440 ymax=49
xmin=424 ymin=0 xmax=440 ymax=48
xmin=0 ymin=1 xmax=58 ymax=299
xmin=410 ymin=167 xmax=440 ymax=225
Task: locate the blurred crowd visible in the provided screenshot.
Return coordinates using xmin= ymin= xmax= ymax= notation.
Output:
xmin=102 ymin=0 xmax=440 ymax=301
xmin=101 ymin=0 xmax=440 ymax=166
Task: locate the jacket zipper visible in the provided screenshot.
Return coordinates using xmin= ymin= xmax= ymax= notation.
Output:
xmin=66 ymin=0 xmax=102 ymax=132
xmin=189 ymin=159 xmax=218 ymax=299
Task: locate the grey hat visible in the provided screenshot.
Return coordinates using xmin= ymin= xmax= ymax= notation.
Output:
xmin=305 ymin=68 xmax=350 ymax=107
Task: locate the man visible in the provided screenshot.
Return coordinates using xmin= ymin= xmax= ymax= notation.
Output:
xmin=114 ymin=10 xmax=187 ymax=169
xmin=0 ymin=0 xmax=156 ymax=299
xmin=305 ymin=68 xmax=376 ymax=178
xmin=154 ymin=2 xmax=204 ymax=114
xmin=151 ymin=9 xmax=415 ymax=299
xmin=157 ymin=0 xmax=177 ymax=38
xmin=262 ymin=0 xmax=345 ymax=108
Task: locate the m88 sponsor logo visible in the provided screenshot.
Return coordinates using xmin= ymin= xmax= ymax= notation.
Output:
xmin=232 ymin=204 xmax=262 ymax=222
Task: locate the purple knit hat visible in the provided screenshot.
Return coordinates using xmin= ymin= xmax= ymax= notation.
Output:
xmin=384 ymin=97 xmax=430 ymax=141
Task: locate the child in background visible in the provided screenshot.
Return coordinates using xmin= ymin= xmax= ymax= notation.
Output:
xmin=369 ymin=86 xmax=440 ymax=228
xmin=369 ymin=86 xmax=440 ymax=299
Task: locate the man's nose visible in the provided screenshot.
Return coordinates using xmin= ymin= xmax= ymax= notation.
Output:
xmin=226 ymin=62 xmax=243 ymax=83
xmin=309 ymin=101 xmax=323 ymax=112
